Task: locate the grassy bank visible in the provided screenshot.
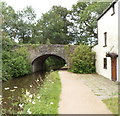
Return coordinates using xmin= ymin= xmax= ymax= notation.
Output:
xmin=19 ymin=71 xmax=61 ymax=114
xmin=103 ymin=97 xmax=118 ymax=114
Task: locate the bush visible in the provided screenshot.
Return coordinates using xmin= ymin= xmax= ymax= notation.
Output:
xmin=2 ymin=37 xmax=31 ymax=81
xmin=2 ymin=37 xmax=17 ymax=51
xmin=4 ymin=56 xmax=30 ymax=78
xmin=70 ymin=44 xmax=96 ymax=73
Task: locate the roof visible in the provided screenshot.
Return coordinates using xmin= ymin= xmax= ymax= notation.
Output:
xmin=97 ymin=0 xmax=119 ymax=20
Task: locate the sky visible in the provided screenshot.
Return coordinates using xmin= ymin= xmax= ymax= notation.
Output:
xmin=2 ymin=0 xmax=79 ymax=19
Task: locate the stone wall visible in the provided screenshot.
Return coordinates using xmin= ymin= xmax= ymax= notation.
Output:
xmin=28 ymin=44 xmax=77 ymax=72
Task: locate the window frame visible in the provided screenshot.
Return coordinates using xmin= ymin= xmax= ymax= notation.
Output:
xmin=103 ymin=58 xmax=107 ymax=69
xmin=103 ymin=32 xmax=107 ymax=47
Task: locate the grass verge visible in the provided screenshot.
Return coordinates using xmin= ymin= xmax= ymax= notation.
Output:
xmin=19 ymin=71 xmax=61 ymax=114
xmin=102 ymin=97 xmax=118 ymax=114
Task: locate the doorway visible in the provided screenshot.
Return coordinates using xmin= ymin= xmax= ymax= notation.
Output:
xmin=111 ymin=57 xmax=117 ymax=81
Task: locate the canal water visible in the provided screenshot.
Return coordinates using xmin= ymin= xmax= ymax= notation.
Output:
xmin=2 ymin=72 xmax=46 ymax=113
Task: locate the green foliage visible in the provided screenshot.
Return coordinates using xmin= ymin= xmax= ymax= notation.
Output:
xmin=1 ymin=1 xmax=37 ymax=44
xmin=3 ymin=56 xmax=31 ymax=79
xmin=1 ymin=2 xmax=17 ymax=40
xmin=18 ymin=43 xmax=41 ymax=50
xmin=70 ymin=44 xmax=96 ymax=73
xmin=64 ymin=45 xmax=72 ymax=56
xmin=18 ymin=71 xmax=61 ymax=114
xmin=44 ymin=56 xmax=66 ymax=71
xmin=2 ymin=36 xmax=17 ymax=51
xmin=2 ymin=37 xmax=31 ymax=81
xmin=70 ymin=2 xmax=111 ymax=45
xmin=16 ymin=6 xmax=37 ymax=43
xmin=1 ymin=1 xmax=112 ymax=45
xmin=36 ymin=5 xmax=73 ymax=44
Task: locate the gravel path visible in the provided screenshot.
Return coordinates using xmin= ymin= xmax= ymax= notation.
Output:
xmin=58 ymin=71 xmax=112 ymax=114
xmin=75 ymin=73 xmax=118 ymax=100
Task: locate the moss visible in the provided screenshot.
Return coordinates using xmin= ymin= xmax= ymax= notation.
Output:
xmin=20 ymin=44 xmax=41 ymax=49
xmin=64 ymin=45 xmax=71 ymax=55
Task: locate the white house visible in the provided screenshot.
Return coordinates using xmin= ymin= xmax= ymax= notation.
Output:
xmin=93 ymin=0 xmax=120 ymax=81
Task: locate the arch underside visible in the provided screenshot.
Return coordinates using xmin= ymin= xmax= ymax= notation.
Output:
xmin=32 ymin=54 xmax=67 ymax=72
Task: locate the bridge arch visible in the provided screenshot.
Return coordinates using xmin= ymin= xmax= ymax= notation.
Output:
xmin=32 ymin=54 xmax=67 ymax=72
xmin=28 ymin=44 xmax=77 ymax=72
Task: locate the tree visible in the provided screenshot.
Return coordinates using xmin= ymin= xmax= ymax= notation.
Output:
xmin=2 ymin=1 xmax=37 ymax=44
xmin=2 ymin=2 xmax=17 ymax=40
xmin=14 ymin=6 xmax=37 ymax=43
xmin=70 ymin=2 xmax=111 ymax=45
xmin=36 ymin=5 xmax=73 ymax=44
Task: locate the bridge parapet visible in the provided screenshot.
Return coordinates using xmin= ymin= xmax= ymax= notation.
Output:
xmin=28 ymin=44 xmax=77 ymax=72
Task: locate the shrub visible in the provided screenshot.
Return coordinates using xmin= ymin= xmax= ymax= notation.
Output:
xmin=4 ymin=56 xmax=30 ymax=78
xmin=2 ymin=63 xmax=12 ymax=81
xmin=70 ymin=44 xmax=96 ymax=73
xmin=2 ymin=37 xmax=32 ymax=81
xmin=2 ymin=37 xmax=17 ymax=51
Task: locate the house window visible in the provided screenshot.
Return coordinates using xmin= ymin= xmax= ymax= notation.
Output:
xmin=103 ymin=58 xmax=107 ymax=69
xmin=111 ymin=4 xmax=115 ymax=16
xmin=103 ymin=32 xmax=107 ymax=47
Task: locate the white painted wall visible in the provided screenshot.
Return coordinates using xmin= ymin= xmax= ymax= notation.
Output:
xmin=118 ymin=1 xmax=120 ymax=82
xmin=93 ymin=1 xmax=119 ymax=81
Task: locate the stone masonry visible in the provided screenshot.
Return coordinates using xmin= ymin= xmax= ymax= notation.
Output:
xmin=28 ymin=44 xmax=77 ymax=72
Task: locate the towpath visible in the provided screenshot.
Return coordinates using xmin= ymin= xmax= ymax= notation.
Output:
xmin=58 ymin=71 xmax=112 ymax=114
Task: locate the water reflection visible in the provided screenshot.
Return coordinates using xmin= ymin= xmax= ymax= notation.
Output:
xmin=2 ymin=72 xmax=46 ymax=112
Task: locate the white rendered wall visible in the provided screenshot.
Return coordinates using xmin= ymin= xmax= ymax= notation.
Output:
xmin=93 ymin=1 xmax=119 ymax=81
xmin=118 ymin=1 xmax=120 ymax=82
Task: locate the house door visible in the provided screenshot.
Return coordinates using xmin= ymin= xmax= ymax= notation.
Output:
xmin=111 ymin=58 xmax=117 ymax=81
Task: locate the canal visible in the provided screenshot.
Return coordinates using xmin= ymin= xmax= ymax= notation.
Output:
xmin=2 ymin=72 xmax=47 ymax=113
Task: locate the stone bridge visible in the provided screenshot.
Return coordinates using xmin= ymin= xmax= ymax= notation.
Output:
xmin=28 ymin=44 xmax=77 ymax=72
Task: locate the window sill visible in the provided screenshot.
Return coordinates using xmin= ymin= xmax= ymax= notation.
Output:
xmin=111 ymin=12 xmax=115 ymax=16
xmin=104 ymin=68 xmax=107 ymax=69
xmin=103 ymin=45 xmax=107 ymax=47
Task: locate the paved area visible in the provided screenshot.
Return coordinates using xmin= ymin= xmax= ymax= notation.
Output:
xmin=75 ymin=73 xmax=118 ymax=100
xmin=58 ymin=71 xmax=112 ymax=114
